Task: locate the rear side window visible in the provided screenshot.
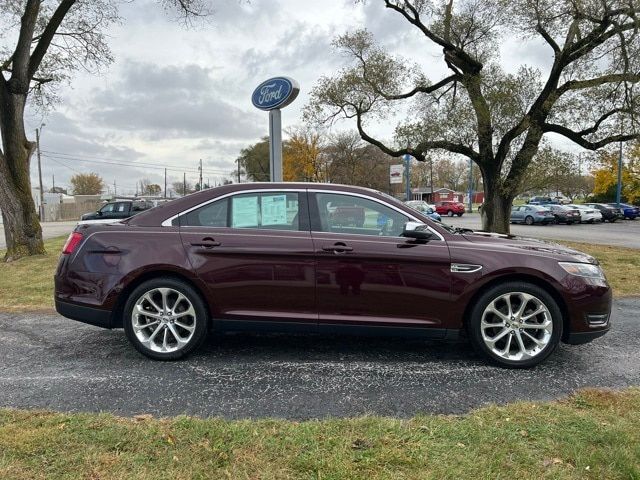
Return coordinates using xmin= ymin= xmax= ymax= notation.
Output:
xmin=182 ymin=199 xmax=228 ymax=227
xmin=230 ymin=192 xmax=301 ymax=230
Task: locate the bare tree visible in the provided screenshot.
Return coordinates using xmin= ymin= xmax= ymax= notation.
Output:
xmin=0 ymin=0 xmax=206 ymax=261
xmin=306 ymin=0 xmax=640 ymax=233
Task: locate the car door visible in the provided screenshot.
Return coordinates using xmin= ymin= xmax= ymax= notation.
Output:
xmin=179 ymin=189 xmax=317 ymax=328
xmin=310 ymin=191 xmax=452 ymax=334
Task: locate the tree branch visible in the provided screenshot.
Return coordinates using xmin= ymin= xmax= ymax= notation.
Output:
xmin=558 ymin=73 xmax=640 ymax=94
xmin=28 ymin=0 xmax=76 ymax=80
xmin=372 ymin=74 xmax=459 ymax=101
xmin=542 ymin=123 xmax=639 ymax=149
xmin=11 ymin=0 xmax=40 ymax=90
xmin=354 ymin=108 xmax=479 ymax=162
xmin=536 ymin=23 xmax=560 ymax=53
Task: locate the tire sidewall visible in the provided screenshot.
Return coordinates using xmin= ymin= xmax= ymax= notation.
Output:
xmin=123 ymin=277 xmax=208 ymax=360
xmin=467 ymin=282 xmax=563 ymax=368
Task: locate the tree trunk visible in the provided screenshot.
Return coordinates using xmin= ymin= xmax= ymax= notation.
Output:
xmin=0 ymin=85 xmax=45 ymax=261
xmin=479 ymin=171 xmax=513 ymax=234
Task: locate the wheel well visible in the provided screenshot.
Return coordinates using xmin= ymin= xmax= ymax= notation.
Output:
xmin=110 ymin=270 xmax=210 ymax=328
xmin=461 ymin=274 xmax=570 ymax=340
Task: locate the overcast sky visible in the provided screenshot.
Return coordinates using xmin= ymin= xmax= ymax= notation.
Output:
xmin=22 ymin=0 xmax=556 ymax=196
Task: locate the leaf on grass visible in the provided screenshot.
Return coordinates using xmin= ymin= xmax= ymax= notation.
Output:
xmin=542 ymin=458 xmax=564 ymax=467
xmin=351 ymin=439 xmax=372 ymax=450
xmin=519 ymin=430 xmax=528 ymax=437
xmin=456 ymin=442 xmax=466 ymax=448
xmin=134 ymin=414 xmax=153 ymax=422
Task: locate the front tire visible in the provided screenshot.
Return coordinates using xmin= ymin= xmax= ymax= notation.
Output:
xmin=123 ymin=277 xmax=208 ymax=360
xmin=467 ymin=282 xmax=563 ymax=368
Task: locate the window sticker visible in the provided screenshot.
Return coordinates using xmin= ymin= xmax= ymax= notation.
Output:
xmin=261 ymin=194 xmax=287 ymax=225
xmin=232 ymin=196 xmax=259 ymax=227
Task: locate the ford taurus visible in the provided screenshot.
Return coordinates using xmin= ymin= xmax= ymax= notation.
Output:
xmin=55 ymin=183 xmax=612 ymax=368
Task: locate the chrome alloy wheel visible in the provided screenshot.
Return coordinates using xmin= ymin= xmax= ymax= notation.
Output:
xmin=480 ymin=292 xmax=553 ymax=362
xmin=131 ymin=287 xmax=197 ymax=353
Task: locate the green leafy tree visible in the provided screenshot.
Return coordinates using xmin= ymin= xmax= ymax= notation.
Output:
xmin=0 ymin=0 xmax=206 ymax=261
xmin=237 ymin=137 xmax=270 ymax=182
xmin=306 ymin=1 xmax=640 ymax=233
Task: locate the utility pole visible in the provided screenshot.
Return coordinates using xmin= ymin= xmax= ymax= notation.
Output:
xmin=52 ymin=174 xmax=55 ymax=193
xmin=35 ymin=125 xmax=45 ymax=221
xmin=164 ymin=168 xmax=167 ymax=198
xmin=468 ymin=158 xmax=474 ymax=213
xmin=113 ymin=180 xmax=117 ymax=196
xmin=199 ymin=159 xmax=203 ymax=191
xmin=237 ymin=158 xmax=241 ymax=183
xmin=616 ymin=140 xmax=623 ymax=207
xmin=183 ymin=172 xmax=186 ymax=196
xmin=429 ymin=155 xmax=434 ymax=204
xmin=404 ymin=154 xmax=411 ymax=201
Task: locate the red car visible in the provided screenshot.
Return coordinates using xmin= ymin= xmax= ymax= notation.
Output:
xmin=435 ymin=200 xmax=466 ymax=217
xmin=55 ymin=183 xmax=611 ymax=368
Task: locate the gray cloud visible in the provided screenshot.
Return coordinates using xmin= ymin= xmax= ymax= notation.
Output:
xmin=89 ymin=61 xmax=263 ymax=140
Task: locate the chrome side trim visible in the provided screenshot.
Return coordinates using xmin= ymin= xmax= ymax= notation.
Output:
xmin=450 ymin=263 xmax=483 ymax=273
xmin=161 ymin=187 xmax=446 ymax=241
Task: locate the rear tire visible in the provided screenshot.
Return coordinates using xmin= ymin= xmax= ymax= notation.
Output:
xmin=467 ymin=282 xmax=563 ymax=368
xmin=123 ymin=277 xmax=208 ymax=360
xmin=447 ymin=210 xmax=454 ymax=217
xmin=525 ymin=215 xmax=534 ymax=225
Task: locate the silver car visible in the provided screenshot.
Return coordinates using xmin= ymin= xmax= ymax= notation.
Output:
xmin=510 ymin=205 xmax=555 ymax=225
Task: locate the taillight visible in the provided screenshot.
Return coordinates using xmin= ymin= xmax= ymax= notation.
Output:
xmin=62 ymin=232 xmax=83 ymax=254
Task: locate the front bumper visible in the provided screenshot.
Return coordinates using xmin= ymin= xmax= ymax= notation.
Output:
xmin=565 ymin=327 xmax=610 ymax=345
xmin=55 ymin=299 xmax=112 ymax=329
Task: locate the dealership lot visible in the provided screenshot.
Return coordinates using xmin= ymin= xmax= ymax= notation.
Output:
xmin=0 ymin=299 xmax=638 ymax=419
xmin=447 ymin=212 xmax=640 ymax=249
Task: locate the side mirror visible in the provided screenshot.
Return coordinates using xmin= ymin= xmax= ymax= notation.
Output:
xmin=402 ymin=221 xmax=434 ymax=241
xmin=426 ymin=207 xmax=435 ymax=214
xmin=97 ymin=210 xmax=102 ymax=215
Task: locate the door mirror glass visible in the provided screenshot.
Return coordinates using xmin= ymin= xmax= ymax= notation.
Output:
xmin=402 ymin=221 xmax=434 ymax=241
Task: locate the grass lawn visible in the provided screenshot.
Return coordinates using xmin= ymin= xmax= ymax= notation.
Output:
xmin=0 ymin=388 xmax=638 ymax=479
xmin=0 ymin=235 xmax=637 ymax=312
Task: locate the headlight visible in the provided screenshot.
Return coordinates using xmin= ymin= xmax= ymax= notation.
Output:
xmin=558 ymin=262 xmax=605 ymax=279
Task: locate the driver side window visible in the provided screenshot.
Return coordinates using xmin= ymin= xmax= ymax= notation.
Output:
xmin=314 ymin=193 xmax=409 ymax=237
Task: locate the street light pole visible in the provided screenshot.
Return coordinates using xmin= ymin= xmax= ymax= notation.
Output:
xmin=616 ymin=140 xmax=623 ymax=207
xmin=404 ymin=153 xmax=411 ymax=201
xmin=35 ymin=124 xmax=45 ymax=221
xmin=468 ymin=158 xmax=473 ymax=213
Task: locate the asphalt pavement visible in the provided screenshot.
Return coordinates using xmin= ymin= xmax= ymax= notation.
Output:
xmin=0 ymin=221 xmax=77 ymax=249
xmin=1 ymin=299 xmax=638 ymax=419
xmin=446 ymin=212 xmax=640 ymax=249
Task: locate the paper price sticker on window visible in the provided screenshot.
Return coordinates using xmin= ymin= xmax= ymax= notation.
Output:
xmin=261 ymin=194 xmax=287 ymax=226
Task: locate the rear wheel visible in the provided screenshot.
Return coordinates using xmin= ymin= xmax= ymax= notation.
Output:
xmin=525 ymin=215 xmax=534 ymax=225
xmin=467 ymin=282 xmax=563 ymax=368
xmin=123 ymin=277 xmax=208 ymax=360
xmin=447 ymin=210 xmax=454 ymax=217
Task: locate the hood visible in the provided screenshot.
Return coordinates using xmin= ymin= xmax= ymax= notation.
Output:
xmin=459 ymin=230 xmax=598 ymax=264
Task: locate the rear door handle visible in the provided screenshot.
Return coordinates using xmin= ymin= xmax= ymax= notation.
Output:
xmin=321 ymin=245 xmax=353 ymax=254
xmin=190 ymin=237 xmax=221 ymax=249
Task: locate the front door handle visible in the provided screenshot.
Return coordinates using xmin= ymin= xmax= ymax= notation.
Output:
xmin=320 ymin=244 xmax=353 ymax=254
xmin=190 ymin=237 xmax=221 ymax=249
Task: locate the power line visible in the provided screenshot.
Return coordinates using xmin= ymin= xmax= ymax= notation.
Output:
xmin=41 ymin=150 xmax=233 ymax=176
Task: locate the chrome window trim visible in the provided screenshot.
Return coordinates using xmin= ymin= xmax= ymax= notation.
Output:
xmin=161 ymin=187 xmax=445 ymax=241
xmin=160 ymin=188 xmax=303 ymax=227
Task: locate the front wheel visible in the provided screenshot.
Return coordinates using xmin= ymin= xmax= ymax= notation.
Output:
xmin=467 ymin=282 xmax=563 ymax=368
xmin=123 ymin=277 xmax=209 ymax=360
xmin=457 ymin=213 xmax=463 ymax=217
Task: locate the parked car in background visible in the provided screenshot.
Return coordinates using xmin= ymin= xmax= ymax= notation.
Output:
xmin=607 ymin=203 xmax=639 ymax=220
xmin=435 ymin=200 xmax=465 ymax=217
xmin=55 ymin=182 xmax=612 ymax=368
xmin=547 ymin=205 xmax=581 ymax=224
xmin=584 ymin=203 xmax=624 ymax=222
xmin=567 ymin=204 xmax=603 ymax=223
xmin=554 ymin=196 xmax=571 ymax=205
xmin=405 ymin=200 xmax=441 ymax=221
xmin=510 ymin=205 xmax=555 ymax=225
xmin=81 ymin=200 xmax=151 ymax=222
xmin=528 ymin=196 xmax=559 ymax=205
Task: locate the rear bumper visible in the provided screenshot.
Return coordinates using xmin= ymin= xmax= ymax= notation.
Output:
xmin=55 ymin=299 xmax=112 ymax=329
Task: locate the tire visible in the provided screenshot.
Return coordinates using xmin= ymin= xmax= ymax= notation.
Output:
xmin=457 ymin=213 xmax=463 ymax=217
xmin=467 ymin=282 xmax=563 ymax=368
xmin=525 ymin=215 xmax=534 ymax=225
xmin=610 ymin=218 xmax=616 ymax=223
xmin=447 ymin=210 xmax=454 ymax=217
xmin=123 ymin=277 xmax=209 ymax=360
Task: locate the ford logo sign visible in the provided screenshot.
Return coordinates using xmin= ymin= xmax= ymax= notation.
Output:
xmin=251 ymin=77 xmax=300 ymax=111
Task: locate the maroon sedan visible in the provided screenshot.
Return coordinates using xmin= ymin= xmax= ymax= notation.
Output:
xmin=55 ymin=183 xmax=611 ymax=368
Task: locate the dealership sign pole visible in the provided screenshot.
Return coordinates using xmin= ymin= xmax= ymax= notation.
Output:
xmin=251 ymin=77 xmax=300 ymax=182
